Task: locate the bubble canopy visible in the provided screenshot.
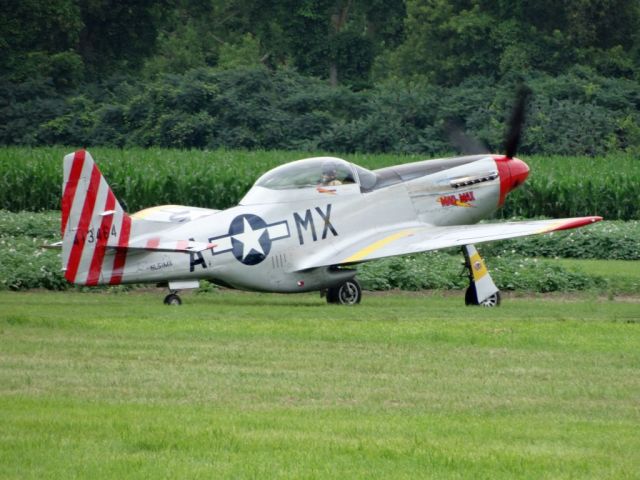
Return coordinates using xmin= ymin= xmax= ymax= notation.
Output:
xmin=255 ymin=157 xmax=377 ymax=190
xmin=254 ymin=157 xmax=348 ymax=189
xmin=240 ymin=157 xmax=378 ymax=205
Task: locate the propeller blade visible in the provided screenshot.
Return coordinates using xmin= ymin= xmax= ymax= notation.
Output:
xmin=445 ymin=120 xmax=490 ymax=155
xmin=503 ymin=84 xmax=532 ymax=159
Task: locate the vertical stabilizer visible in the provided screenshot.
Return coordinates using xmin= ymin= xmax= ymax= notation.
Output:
xmin=61 ymin=150 xmax=131 ymax=285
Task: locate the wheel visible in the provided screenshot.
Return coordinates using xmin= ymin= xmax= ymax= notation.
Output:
xmin=465 ymin=285 xmax=500 ymax=307
xmin=163 ymin=293 xmax=182 ymax=306
xmin=465 ymin=284 xmax=477 ymax=305
xmin=326 ymin=287 xmax=339 ymax=304
xmin=327 ymin=279 xmax=361 ymax=305
xmin=479 ymin=291 xmax=501 ymax=307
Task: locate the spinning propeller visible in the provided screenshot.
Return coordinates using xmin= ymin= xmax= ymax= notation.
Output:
xmin=503 ymin=83 xmax=532 ymax=159
xmin=446 ymin=83 xmax=532 ymax=158
xmin=446 ymin=84 xmax=532 ymax=205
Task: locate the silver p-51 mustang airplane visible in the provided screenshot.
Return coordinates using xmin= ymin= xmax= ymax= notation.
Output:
xmin=58 ymin=90 xmax=602 ymax=305
xmin=59 ymin=148 xmax=600 ymax=305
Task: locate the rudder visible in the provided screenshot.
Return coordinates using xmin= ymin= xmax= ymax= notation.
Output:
xmin=61 ymin=150 xmax=131 ymax=285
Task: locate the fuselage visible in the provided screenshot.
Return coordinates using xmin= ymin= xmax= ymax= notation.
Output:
xmin=105 ymin=154 xmax=528 ymax=292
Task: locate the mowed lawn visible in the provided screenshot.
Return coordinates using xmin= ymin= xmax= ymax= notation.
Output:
xmin=1 ymin=290 xmax=639 ymax=479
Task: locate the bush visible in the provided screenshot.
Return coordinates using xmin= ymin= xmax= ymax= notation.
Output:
xmin=0 ymin=211 xmax=66 ymax=290
xmin=0 ymin=210 xmax=59 ymax=238
xmin=2 ymin=66 xmax=639 ymax=156
xmin=481 ymin=221 xmax=640 ymax=260
xmin=357 ymin=251 xmax=603 ymax=293
xmin=0 ymin=236 xmax=67 ymax=290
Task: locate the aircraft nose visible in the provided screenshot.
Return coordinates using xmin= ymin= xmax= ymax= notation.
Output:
xmin=495 ymin=156 xmax=530 ymax=206
xmin=510 ymin=158 xmax=529 ymax=188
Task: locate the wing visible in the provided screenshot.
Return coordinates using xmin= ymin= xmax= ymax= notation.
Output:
xmin=295 ymin=216 xmax=602 ymax=271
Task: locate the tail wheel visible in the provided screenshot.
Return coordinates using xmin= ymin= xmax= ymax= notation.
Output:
xmin=164 ymin=293 xmax=182 ymax=306
xmin=327 ymin=279 xmax=362 ymax=305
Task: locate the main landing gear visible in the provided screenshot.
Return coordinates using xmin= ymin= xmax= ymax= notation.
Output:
xmin=465 ymin=283 xmax=501 ymax=307
xmin=462 ymin=244 xmax=501 ymax=307
xmin=325 ymin=278 xmax=362 ymax=305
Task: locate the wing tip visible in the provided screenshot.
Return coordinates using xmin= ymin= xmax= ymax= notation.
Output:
xmin=548 ymin=216 xmax=603 ymax=233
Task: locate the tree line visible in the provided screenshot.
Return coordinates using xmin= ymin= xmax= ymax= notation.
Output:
xmin=1 ymin=0 xmax=639 ymax=155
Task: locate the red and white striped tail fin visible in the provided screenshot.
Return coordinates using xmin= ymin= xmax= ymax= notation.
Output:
xmin=61 ymin=150 xmax=131 ymax=286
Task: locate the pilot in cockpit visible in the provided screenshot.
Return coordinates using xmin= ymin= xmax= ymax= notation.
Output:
xmin=320 ymin=161 xmax=343 ymax=186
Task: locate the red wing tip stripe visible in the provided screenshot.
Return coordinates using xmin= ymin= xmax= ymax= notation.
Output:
xmin=549 ymin=216 xmax=603 ymax=232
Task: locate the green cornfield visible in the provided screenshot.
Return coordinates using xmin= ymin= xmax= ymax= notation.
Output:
xmin=1 ymin=147 xmax=638 ymax=219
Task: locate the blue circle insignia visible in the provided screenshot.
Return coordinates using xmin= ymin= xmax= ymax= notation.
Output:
xmin=228 ymin=214 xmax=272 ymax=265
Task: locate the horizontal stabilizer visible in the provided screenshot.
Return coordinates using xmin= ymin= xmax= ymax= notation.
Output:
xmin=125 ymin=238 xmax=216 ymax=253
xmin=130 ymin=205 xmax=219 ymax=223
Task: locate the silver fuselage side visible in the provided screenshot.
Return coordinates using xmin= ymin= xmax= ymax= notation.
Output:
xmin=106 ymin=155 xmax=501 ymax=292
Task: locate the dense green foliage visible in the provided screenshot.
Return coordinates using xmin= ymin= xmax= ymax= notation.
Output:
xmin=2 ymin=67 xmax=640 ymax=155
xmin=0 ymin=211 xmax=68 ymax=291
xmin=2 ymin=1 xmax=640 ymax=154
xmin=499 ymin=154 xmax=640 ymax=220
xmin=3 ymin=210 xmax=638 ymax=293
xmin=2 ymin=292 xmax=639 ymax=478
xmin=482 ymin=221 xmax=640 ymax=260
xmin=2 ymin=148 xmax=638 ymax=220
xmin=357 ymin=254 xmax=605 ymax=293
xmin=386 ymin=0 xmax=640 ymax=84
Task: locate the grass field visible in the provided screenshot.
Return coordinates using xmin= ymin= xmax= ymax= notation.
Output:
xmin=1 ymin=290 xmax=639 ymax=479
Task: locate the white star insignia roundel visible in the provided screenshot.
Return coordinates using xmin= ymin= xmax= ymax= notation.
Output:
xmin=208 ymin=214 xmax=291 ymax=265
xmin=235 ymin=217 xmax=266 ymax=260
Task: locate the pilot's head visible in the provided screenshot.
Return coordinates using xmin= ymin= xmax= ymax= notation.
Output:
xmin=322 ymin=161 xmax=338 ymax=183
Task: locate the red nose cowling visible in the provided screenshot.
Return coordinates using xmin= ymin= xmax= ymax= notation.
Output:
xmin=494 ymin=156 xmax=529 ymax=206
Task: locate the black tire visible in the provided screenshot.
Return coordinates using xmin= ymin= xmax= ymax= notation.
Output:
xmin=326 ymin=287 xmax=339 ymax=304
xmin=465 ymin=284 xmax=477 ymax=305
xmin=479 ymin=291 xmax=501 ymax=307
xmin=164 ymin=293 xmax=182 ymax=306
xmin=465 ymin=285 xmax=501 ymax=307
xmin=327 ymin=279 xmax=361 ymax=305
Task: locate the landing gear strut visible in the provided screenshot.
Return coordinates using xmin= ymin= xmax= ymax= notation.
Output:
xmin=326 ymin=278 xmax=362 ymax=305
xmin=462 ymin=244 xmax=501 ymax=307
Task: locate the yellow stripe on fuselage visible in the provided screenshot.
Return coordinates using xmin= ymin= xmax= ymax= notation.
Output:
xmin=341 ymin=230 xmax=416 ymax=263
